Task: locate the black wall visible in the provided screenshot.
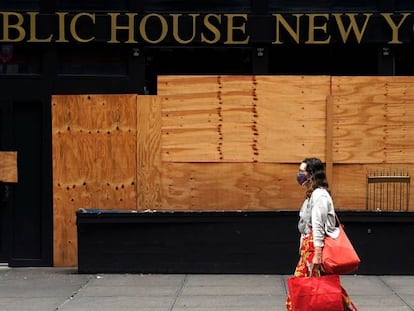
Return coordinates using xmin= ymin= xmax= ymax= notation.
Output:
xmin=77 ymin=210 xmax=414 ymax=275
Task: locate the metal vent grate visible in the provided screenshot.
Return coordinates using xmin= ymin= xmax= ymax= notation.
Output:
xmin=366 ymin=170 xmax=410 ymax=211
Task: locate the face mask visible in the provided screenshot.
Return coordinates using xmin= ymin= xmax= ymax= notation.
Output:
xmin=296 ymin=172 xmax=309 ymax=186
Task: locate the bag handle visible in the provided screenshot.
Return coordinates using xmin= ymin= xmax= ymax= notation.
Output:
xmin=308 ymin=264 xmax=322 ymax=277
xmin=334 ymin=212 xmax=343 ymax=227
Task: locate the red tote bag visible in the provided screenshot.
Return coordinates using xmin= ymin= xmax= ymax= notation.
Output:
xmin=322 ymin=219 xmax=360 ymax=275
xmin=287 ymin=274 xmax=344 ymax=311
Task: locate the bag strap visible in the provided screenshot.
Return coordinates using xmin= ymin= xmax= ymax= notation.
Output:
xmin=334 ymin=212 xmax=342 ymax=226
xmin=334 ymin=213 xmax=341 ymax=226
xmin=334 ymin=213 xmax=347 ymax=230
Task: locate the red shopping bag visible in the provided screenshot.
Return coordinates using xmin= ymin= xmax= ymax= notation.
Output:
xmin=287 ymin=274 xmax=344 ymax=311
xmin=323 ymin=224 xmax=360 ymax=275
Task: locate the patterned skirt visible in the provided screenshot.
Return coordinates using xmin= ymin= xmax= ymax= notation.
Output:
xmin=285 ymin=232 xmax=358 ymax=310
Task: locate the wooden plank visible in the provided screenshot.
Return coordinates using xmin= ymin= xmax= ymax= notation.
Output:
xmin=219 ymin=78 xmax=261 ymax=162
xmin=332 ymin=77 xmax=414 ymax=163
xmin=158 ymin=75 xmax=253 ymax=95
xmin=255 ymin=76 xmax=329 ymax=162
xmin=161 ymin=77 xmax=258 ymax=162
xmin=51 ymin=76 xmax=414 ymax=268
xmin=160 ymin=75 xmax=329 ymax=163
xmin=330 ymin=164 xmax=366 ymax=210
xmin=159 ymin=161 xmax=410 ymax=212
xmin=52 ymin=133 xmax=95 ymax=182
xmin=325 ymin=95 xmax=334 ymax=184
xmin=158 ymin=75 xmax=217 ymax=95
xmin=137 ymin=96 xmax=162 ymax=210
xmin=0 ymin=151 xmax=18 ymax=183
xmin=53 ymin=179 xmax=91 ymax=267
xmin=332 ymin=76 xmax=414 ymax=97
xmin=160 ymin=162 xmax=304 ymax=210
xmin=52 ymin=94 xmax=137 ymax=267
xmin=331 ymin=163 xmax=414 ymax=211
xmin=52 ymin=94 xmax=137 ymax=133
xmin=93 ymin=133 xmax=137 ymax=209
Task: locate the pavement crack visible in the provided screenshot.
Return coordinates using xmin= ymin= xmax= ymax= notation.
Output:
xmin=169 ymin=274 xmax=187 ymax=311
xmin=379 ymin=276 xmax=414 ymax=311
xmin=281 ymin=275 xmax=289 ymax=295
xmin=54 ymin=275 xmax=94 ymax=310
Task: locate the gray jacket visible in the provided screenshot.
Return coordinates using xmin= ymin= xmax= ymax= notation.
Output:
xmin=298 ymin=188 xmax=339 ymax=248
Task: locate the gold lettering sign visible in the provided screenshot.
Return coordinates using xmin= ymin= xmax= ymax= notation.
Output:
xmin=224 ymin=14 xmax=249 ymax=44
xmin=0 ymin=11 xmax=414 ymax=45
xmin=201 ymin=14 xmax=221 ymax=44
xmin=333 ymin=13 xmax=372 ymax=44
xmin=306 ymin=14 xmax=330 ymax=44
xmin=56 ymin=12 xmax=69 ymax=42
xmin=28 ymin=12 xmax=53 ymax=42
xmin=108 ymin=13 xmax=137 ymax=43
xmin=70 ymin=13 xmax=95 ymax=43
xmin=381 ymin=13 xmax=410 ymax=44
xmin=140 ymin=13 xmax=168 ymax=44
xmin=1 ymin=12 xmax=25 ymax=42
xmin=273 ymin=14 xmax=303 ymax=44
xmin=172 ymin=14 xmax=199 ymax=44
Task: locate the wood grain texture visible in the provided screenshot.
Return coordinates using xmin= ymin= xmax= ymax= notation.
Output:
xmin=159 ymin=75 xmax=328 ymax=162
xmin=137 ymin=96 xmax=162 ymax=210
xmin=331 ymin=164 xmax=414 ymax=211
xmin=51 ymin=76 xmax=414 ymax=267
xmin=332 ymin=76 xmax=414 ymax=163
xmin=255 ymin=76 xmax=329 ymax=162
xmin=52 ymin=94 xmax=137 ymax=267
xmin=160 ymin=162 xmax=303 ymax=211
xmin=0 ymin=151 xmax=18 ymax=183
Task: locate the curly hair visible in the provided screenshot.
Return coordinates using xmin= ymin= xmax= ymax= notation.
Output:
xmin=302 ymin=157 xmax=330 ymax=197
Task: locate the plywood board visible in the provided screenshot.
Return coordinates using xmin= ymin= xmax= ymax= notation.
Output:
xmin=52 ymin=94 xmax=137 ymax=267
xmin=159 ymin=75 xmax=329 ymax=163
xmin=158 ymin=75 xmax=225 ymax=95
xmin=255 ymin=76 xmax=329 ymax=162
xmin=331 ymin=163 xmax=414 ymax=211
xmin=0 ymin=151 xmax=18 ymax=183
xmin=160 ymin=162 xmax=303 ymax=211
xmin=160 ymin=76 xmax=256 ymax=162
xmin=137 ymin=96 xmax=162 ymax=210
xmin=332 ymin=77 xmax=414 ymax=163
xmin=51 ymin=76 xmax=414 ymax=267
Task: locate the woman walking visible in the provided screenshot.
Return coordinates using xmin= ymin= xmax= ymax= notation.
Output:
xmin=286 ymin=157 xmax=357 ymax=310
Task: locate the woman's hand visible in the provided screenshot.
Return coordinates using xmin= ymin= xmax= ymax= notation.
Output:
xmin=313 ymin=247 xmax=323 ymax=266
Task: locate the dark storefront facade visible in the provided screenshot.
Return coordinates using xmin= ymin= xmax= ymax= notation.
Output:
xmin=1 ymin=0 xmax=414 ymax=273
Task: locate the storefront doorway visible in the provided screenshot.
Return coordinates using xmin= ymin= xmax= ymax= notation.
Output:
xmin=0 ymin=99 xmax=52 ymax=266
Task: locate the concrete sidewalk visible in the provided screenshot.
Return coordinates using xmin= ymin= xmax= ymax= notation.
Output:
xmin=0 ymin=267 xmax=413 ymax=311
